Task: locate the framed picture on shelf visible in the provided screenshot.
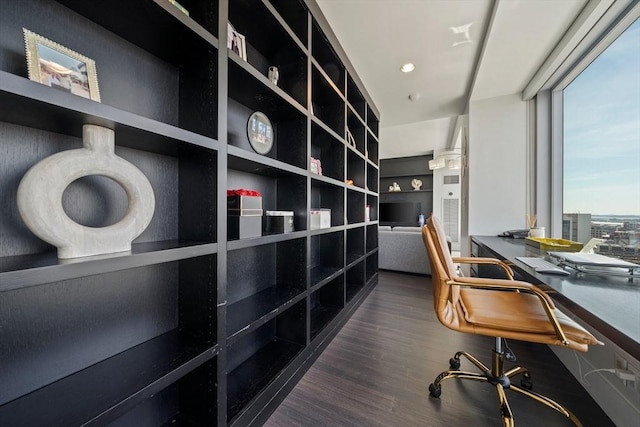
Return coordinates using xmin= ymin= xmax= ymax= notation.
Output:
xmin=23 ymin=28 xmax=100 ymax=102
xmin=227 ymin=23 xmax=247 ymax=61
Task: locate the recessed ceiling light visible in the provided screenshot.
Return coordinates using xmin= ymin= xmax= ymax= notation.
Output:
xmin=400 ymin=63 xmax=415 ymax=73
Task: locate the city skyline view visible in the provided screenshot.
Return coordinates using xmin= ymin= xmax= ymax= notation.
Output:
xmin=563 ymin=18 xmax=640 ymax=216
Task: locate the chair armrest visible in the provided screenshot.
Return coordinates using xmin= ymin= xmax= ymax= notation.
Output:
xmin=449 ymin=276 xmax=570 ymax=346
xmin=453 ymin=257 xmax=514 ymax=280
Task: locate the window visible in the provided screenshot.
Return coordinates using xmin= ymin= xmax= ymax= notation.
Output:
xmin=561 ymin=18 xmax=639 ymax=261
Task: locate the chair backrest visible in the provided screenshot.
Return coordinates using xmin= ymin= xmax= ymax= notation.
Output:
xmin=422 ymin=215 xmax=462 ymax=328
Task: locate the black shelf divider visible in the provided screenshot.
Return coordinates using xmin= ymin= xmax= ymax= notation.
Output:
xmin=226 ymin=300 xmax=306 ymax=422
xmin=381 ymin=190 xmax=433 ymax=194
xmin=226 ymin=230 xmax=307 ymax=252
xmin=367 ymin=194 xmax=378 ymax=222
xmin=347 ymin=107 xmax=366 ymax=155
xmin=366 ymin=252 xmax=378 ymax=283
xmin=346 ymin=226 xmax=365 ymax=265
xmin=0 ymin=329 xmax=218 ymax=426
xmin=227 ymin=145 xmax=307 ymax=178
xmin=311 ymin=19 xmax=345 ymax=92
xmin=0 ymin=72 xmax=220 ymax=154
xmin=366 ymin=223 xmax=378 ymax=253
xmin=347 ymin=74 xmax=366 ymax=121
xmin=310 ymin=274 xmax=344 ymax=340
xmin=310 ymin=231 xmax=344 ymax=287
xmin=266 ymin=0 xmax=309 ymax=47
xmin=57 ymin=0 xmax=220 ymax=63
xmin=311 ymin=173 xmax=346 ymax=189
xmin=311 ymin=65 xmax=346 ymax=137
xmin=346 ymin=260 xmax=365 ymax=303
xmin=0 ymin=241 xmax=217 ymax=292
xmin=310 ymin=115 xmax=346 ymax=146
xmin=347 ymin=189 xmax=365 ymax=224
xmin=366 ymin=104 xmax=379 ymax=138
xmin=347 ymin=149 xmax=366 ymax=190
xmin=227 ymin=288 xmax=306 ymax=343
xmin=311 ymin=120 xmax=345 ymax=183
xmin=367 ymin=163 xmax=379 ymax=192
xmin=311 ymin=180 xmax=345 ymax=228
xmin=367 ymin=129 xmax=379 ymax=165
xmin=229 ymin=0 xmax=307 ymax=108
xmin=309 ymin=265 xmax=344 ymax=291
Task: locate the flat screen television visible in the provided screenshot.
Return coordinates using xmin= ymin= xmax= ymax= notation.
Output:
xmin=379 ymin=202 xmax=421 ymax=227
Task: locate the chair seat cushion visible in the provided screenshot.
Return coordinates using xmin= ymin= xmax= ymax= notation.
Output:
xmin=459 ymin=288 xmax=597 ymax=346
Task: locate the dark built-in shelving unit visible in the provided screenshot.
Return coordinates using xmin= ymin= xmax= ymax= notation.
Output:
xmin=0 ymin=0 xmax=379 ymax=426
xmin=380 ymin=154 xmax=434 ymax=220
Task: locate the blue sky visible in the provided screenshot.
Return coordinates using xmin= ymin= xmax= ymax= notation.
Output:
xmin=563 ymin=19 xmax=640 ymax=216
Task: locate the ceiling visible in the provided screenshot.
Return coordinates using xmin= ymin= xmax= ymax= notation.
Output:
xmin=316 ymin=0 xmax=588 ymax=159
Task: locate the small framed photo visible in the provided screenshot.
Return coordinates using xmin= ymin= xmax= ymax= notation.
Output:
xmin=23 ymin=28 xmax=101 ymax=102
xmin=227 ymin=23 xmax=247 ymax=61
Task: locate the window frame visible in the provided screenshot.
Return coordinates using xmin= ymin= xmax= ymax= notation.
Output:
xmin=541 ymin=3 xmax=640 ymax=236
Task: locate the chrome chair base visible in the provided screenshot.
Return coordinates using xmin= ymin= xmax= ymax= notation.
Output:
xmin=428 ymin=347 xmax=582 ymax=427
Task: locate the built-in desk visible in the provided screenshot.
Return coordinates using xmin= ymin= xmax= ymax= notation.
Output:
xmin=471 ymin=236 xmax=640 ymax=360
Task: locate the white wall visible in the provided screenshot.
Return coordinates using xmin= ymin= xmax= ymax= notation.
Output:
xmin=432 ymin=149 xmax=462 ymax=250
xmin=467 ymin=94 xmax=529 ymax=238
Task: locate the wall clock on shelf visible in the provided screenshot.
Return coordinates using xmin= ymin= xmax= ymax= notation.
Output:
xmin=247 ymin=111 xmax=274 ymax=155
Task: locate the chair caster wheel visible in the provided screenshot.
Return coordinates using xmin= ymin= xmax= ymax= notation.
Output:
xmin=429 ymin=383 xmax=442 ymax=398
xmin=520 ymin=377 xmax=533 ymax=390
xmin=449 ymin=357 xmax=461 ymax=369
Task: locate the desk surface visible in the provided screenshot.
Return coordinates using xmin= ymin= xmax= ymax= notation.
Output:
xmin=471 ymin=236 xmax=640 ymax=359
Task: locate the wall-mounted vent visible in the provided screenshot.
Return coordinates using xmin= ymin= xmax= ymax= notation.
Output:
xmin=444 ymin=175 xmax=459 ymax=184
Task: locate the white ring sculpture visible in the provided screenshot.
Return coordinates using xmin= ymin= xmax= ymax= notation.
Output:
xmin=17 ymin=125 xmax=155 ymax=259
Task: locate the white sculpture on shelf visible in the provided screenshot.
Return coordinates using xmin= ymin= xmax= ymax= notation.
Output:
xmin=388 ymin=182 xmax=401 ymax=192
xmin=17 ymin=124 xmax=155 ymax=259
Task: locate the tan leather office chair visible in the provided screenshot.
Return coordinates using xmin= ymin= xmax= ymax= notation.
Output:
xmin=422 ymin=215 xmax=600 ymax=427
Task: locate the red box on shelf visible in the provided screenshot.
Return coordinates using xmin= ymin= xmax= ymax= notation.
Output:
xmin=227 ymin=190 xmax=263 ymax=216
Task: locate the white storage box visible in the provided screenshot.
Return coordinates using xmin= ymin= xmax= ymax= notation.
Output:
xmin=310 ymin=209 xmax=331 ymax=229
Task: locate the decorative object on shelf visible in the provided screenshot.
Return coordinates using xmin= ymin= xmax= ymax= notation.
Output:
xmin=411 ymin=178 xmax=423 ymax=190
xmin=23 ymin=28 xmax=101 ymax=102
xmin=16 ymin=125 xmax=155 ymax=259
xmin=227 ymin=189 xmax=262 ymax=239
xmin=419 ymin=213 xmax=425 ymax=227
xmin=227 ymin=23 xmax=247 ymax=61
xmin=346 ymin=128 xmax=356 ymax=148
xmin=247 ymin=111 xmax=274 ymax=155
xmin=310 ymin=157 xmax=322 ymax=175
xmin=227 ymin=189 xmax=263 ymax=216
xmin=268 ymin=66 xmax=279 ymax=85
xmin=264 ymin=210 xmax=294 ymax=234
xmin=168 ymin=0 xmax=189 ymax=16
xmin=388 ymin=182 xmax=401 ymax=192
xmin=365 ymin=205 xmax=370 ymax=221
xmin=345 ymin=179 xmax=354 ymax=186
xmin=310 ymin=209 xmax=331 ymax=229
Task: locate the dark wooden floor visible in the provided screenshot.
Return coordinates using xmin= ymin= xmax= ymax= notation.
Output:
xmin=265 ymin=271 xmax=615 ymax=427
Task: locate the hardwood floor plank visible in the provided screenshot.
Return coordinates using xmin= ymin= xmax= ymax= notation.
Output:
xmin=265 ymin=271 xmax=615 ymax=426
